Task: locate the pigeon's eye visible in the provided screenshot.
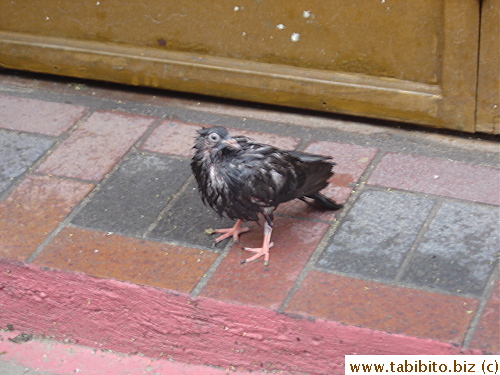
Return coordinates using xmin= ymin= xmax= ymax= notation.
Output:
xmin=208 ymin=133 xmax=220 ymax=142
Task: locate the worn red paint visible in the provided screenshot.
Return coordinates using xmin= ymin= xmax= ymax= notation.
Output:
xmin=0 ymin=260 xmax=482 ymax=375
xmin=0 ymin=330 xmax=260 ymax=375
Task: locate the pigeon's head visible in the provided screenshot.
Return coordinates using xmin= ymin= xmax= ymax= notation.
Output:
xmin=195 ymin=126 xmax=241 ymax=153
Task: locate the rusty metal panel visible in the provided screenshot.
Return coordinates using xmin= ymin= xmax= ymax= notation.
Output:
xmin=0 ymin=0 xmax=481 ymax=132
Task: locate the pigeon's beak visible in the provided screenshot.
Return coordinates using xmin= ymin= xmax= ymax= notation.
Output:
xmin=222 ymin=138 xmax=241 ymax=150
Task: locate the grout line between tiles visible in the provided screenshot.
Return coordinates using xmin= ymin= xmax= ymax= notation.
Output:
xmin=394 ymin=197 xmax=444 ymax=282
xmin=312 ymin=266 xmax=484 ymax=300
xmin=30 ymin=172 xmax=98 ymax=185
xmin=274 ymin=212 xmax=334 ymax=224
xmin=462 ymin=266 xmax=499 ymax=348
xmin=142 ymin=174 xmax=195 ymax=239
xmin=293 ymin=136 xmax=313 ymax=152
xmin=133 ymin=115 xmax=166 ymax=150
xmin=23 ymin=172 xmax=116 ymax=263
xmin=24 ymin=195 xmax=98 ymax=264
xmin=360 ymin=184 xmax=500 ymax=209
xmin=189 ymin=243 xmax=233 ymax=298
xmin=67 ymin=220 xmax=226 ymax=254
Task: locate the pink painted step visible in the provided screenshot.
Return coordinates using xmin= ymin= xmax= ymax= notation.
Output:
xmin=0 ymin=260 xmax=482 ymax=375
xmin=0 ymin=330 xmax=266 ymax=375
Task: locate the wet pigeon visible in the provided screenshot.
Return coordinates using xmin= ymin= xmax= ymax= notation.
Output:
xmin=191 ymin=126 xmax=342 ymax=265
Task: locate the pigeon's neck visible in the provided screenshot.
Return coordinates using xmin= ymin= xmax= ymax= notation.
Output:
xmin=207 ymin=148 xmax=233 ymax=164
xmin=200 ymin=150 xmax=232 ymax=192
xmin=197 ymin=149 xmax=225 ymax=179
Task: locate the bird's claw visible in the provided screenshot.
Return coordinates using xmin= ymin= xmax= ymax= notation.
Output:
xmin=240 ymin=242 xmax=274 ymax=265
xmin=217 ymin=238 xmax=241 ymax=248
xmin=240 ymin=258 xmax=269 ymax=267
xmin=240 ymin=258 xmax=268 ymax=266
xmin=212 ymin=220 xmax=251 ymax=244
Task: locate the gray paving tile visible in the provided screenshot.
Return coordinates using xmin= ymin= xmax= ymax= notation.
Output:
xmin=0 ymin=131 xmax=54 ymax=194
xmin=401 ymin=200 xmax=499 ymax=295
xmin=0 ymin=358 xmax=53 ymax=375
xmin=72 ymin=153 xmax=191 ymax=236
xmin=317 ymin=188 xmax=435 ymax=280
xmin=148 ymin=178 xmax=234 ymax=249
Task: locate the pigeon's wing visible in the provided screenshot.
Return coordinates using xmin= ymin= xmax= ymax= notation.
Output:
xmin=228 ymin=140 xmax=335 ymax=205
xmin=228 ymin=142 xmax=305 ymax=206
xmin=287 ymin=150 xmax=334 ymax=164
xmin=287 ymin=150 xmax=342 ymax=210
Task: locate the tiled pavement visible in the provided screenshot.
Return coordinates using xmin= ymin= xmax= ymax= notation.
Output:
xmin=0 ymin=71 xmax=498 ymax=374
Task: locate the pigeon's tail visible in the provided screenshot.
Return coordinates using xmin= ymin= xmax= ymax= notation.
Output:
xmin=305 ymin=193 xmax=343 ymax=210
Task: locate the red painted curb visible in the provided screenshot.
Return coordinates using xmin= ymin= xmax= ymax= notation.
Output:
xmin=0 ymin=260 xmax=482 ymax=375
xmin=0 ymin=330 xmax=267 ymax=375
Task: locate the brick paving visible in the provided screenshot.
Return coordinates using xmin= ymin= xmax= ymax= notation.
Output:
xmin=36 ymin=111 xmax=156 ymax=181
xmin=470 ymin=281 xmax=500 ymax=352
xmin=369 ymin=152 xmax=500 ymax=205
xmin=0 ymin=94 xmax=87 ymax=136
xmin=0 ymin=72 xmax=498 ymax=374
xmin=286 ymin=271 xmax=479 ymax=344
xmin=0 ymin=131 xmax=54 ymax=192
xmin=0 ymin=175 xmax=94 ymax=260
xmin=35 ymin=227 xmax=219 ymax=293
xmin=201 ymin=217 xmax=332 ymax=310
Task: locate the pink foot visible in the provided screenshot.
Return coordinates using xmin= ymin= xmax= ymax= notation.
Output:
xmin=241 ymin=221 xmax=274 ymax=266
xmin=213 ymin=219 xmax=250 ymax=244
xmin=242 ymin=242 xmax=274 ymax=266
